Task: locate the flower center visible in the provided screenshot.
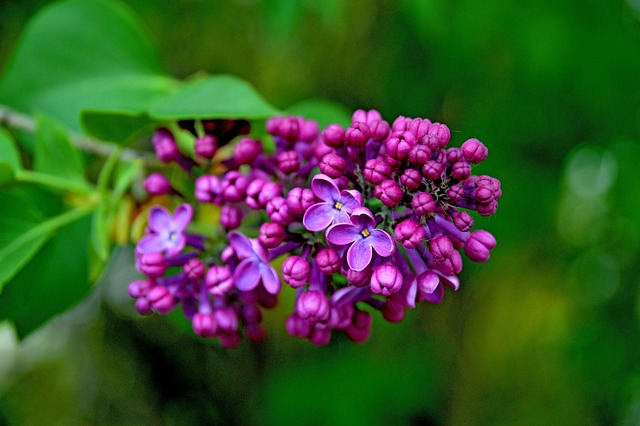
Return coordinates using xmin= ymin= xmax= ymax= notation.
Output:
xmin=169 ymin=231 xmax=177 ymax=241
xmin=334 ymin=201 xmax=344 ymax=210
xmin=361 ymin=228 xmax=371 ymax=238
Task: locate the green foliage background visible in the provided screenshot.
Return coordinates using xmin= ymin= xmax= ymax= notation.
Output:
xmin=0 ymin=0 xmax=639 ymax=425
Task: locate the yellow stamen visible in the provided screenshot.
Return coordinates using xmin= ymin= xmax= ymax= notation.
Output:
xmin=361 ymin=228 xmax=371 ymax=238
xmin=334 ymin=201 xmax=344 ymax=210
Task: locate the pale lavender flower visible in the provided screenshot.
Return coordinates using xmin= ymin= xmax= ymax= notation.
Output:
xmin=137 ymin=204 xmax=193 ymax=257
xmin=228 ymin=231 xmax=281 ymax=294
xmin=302 ymin=174 xmax=363 ymax=232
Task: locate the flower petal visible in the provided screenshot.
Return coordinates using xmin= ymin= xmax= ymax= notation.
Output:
xmin=165 ymin=235 xmax=186 ymax=257
xmin=228 ymin=231 xmax=255 ymax=259
xmin=234 ymin=259 xmax=261 ymax=291
xmin=326 ymin=223 xmax=358 ymax=246
xmin=421 ymin=283 xmax=444 ymax=304
xmin=340 ymin=189 xmax=363 ymax=212
xmin=311 ymin=174 xmax=339 ymax=202
xmin=403 ymin=277 xmax=418 ymax=309
xmin=136 ymin=234 xmax=167 ymax=253
xmin=369 ymin=229 xmax=396 ymax=257
xmin=172 ymin=203 xmax=193 ymax=232
xmin=260 ymin=263 xmax=281 ymax=294
xmin=147 ymin=205 xmax=171 ymax=233
xmin=349 ymin=207 xmax=376 ymax=229
xmin=303 ymin=202 xmax=335 ymax=232
xmin=347 ymin=239 xmax=373 ymax=271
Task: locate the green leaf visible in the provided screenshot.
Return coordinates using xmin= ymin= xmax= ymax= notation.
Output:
xmin=34 ymin=113 xmax=87 ymax=186
xmin=0 ymin=163 xmax=16 ymax=185
xmin=148 ymin=74 xmax=280 ymax=120
xmin=81 ymin=111 xmax=157 ymax=144
xmin=285 ymin=99 xmax=352 ymax=128
xmin=0 ymin=212 xmax=93 ymax=339
xmin=0 ymin=128 xmax=22 ymax=173
xmin=0 ymin=0 xmax=166 ymax=131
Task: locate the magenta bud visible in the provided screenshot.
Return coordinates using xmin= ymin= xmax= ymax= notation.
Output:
xmin=477 ymin=200 xmax=498 ymax=217
xmin=321 ymin=124 xmax=346 ymax=148
xmin=329 ymin=303 xmax=355 ymax=329
xmin=220 ymin=204 xmax=243 ymax=231
xmin=374 ymin=179 xmax=404 ymax=207
xmin=192 ymin=313 xmax=218 ymax=338
xmin=266 ymin=196 xmax=295 ymax=226
xmin=286 ymin=187 xmax=316 ymax=216
xmin=319 ymin=153 xmax=347 ymax=178
xmin=147 ymin=286 xmax=175 ymax=314
xmin=394 ymin=219 xmax=426 ymax=249
xmin=423 ymin=134 xmax=440 ymax=151
xmin=277 ymin=150 xmax=300 ymax=174
xmin=259 ymin=222 xmax=285 ymax=248
xmin=234 ymin=138 xmax=263 ymax=165
xmin=194 ymin=135 xmax=217 ymax=159
xmin=138 ymin=253 xmax=166 ymax=278
xmin=128 ymin=279 xmax=155 ymax=298
xmin=385 ymin=131 xmax=417 ymax=161
xmin=411 ymin=192 xmax=436 ymax=216
xmin=344 ymin=309 xmax=372 ymax=343
xmin=183 ymin=258 xmax=205 ymax=281
xmin=246 ymin=324 xmax=266 ymax=343
xmin=408 ymin=144 xmax=431 ymax=166
xmin=222 ymin=171 xmax=250 ymax=203
xmin=363 ymin=159 xmax=392 ymax=184
xmin=452 ymin=161 xmax=472 ymax=180
xmin=135 ymin=298 xmax=153 ymax=315
xmin=447 ymin=185 xmax=466 ymax=204
xmin=286 ymin=314 xmax=312 ymax=338
xmin=266 ymin=116 xmax=282 ymax=135
xmin=446 ymin=147 xmax=463 ymax=163
xmin=219 ymin=332 xmax=241 ymax=349
xmin=422 ymin=160 xmax=445 ymax=181
xmin=245 ymin=179 xmax=267 ymax=209
xmin=143 ymin=173 xmax=172 ymax=196
xmin=461 ymin=138 xmax=488 ymax=164
xmin=370 ymin=264 xmax=403 ymax=296
xmin=345 ymin=122 xmax=371 ymax=147
xmin=369 ymin=120 xmax=390 ymax=141
xmin=282 ymin=256 xmax=311 ymax=288
xmin=476 ymin=186 xmax=495 ymax=204
xmin=278 ymin=117 xmax=300 ymax=141
xmin=352 ymin=109 xmax=368 ymax=123
xmin=399 ymin=168 xmax=423 ymax=191
xmin=382 ymin=297 xmax=405 ymax=323
xmin=429 ymin=235 xmax=454 ymax=262
xmin=409 ymin=118 xmax=432 ymax=140
xmin=195 ymin=175 xmax=223 ymax=204
xmin=392 ymin=116 xmax=411 ymax=133
xmin=464 ymin=230 xmax=496 ymax=262
xmin=151 ymin=128 xmax=179 ymax=163
xmin=347 ymin=267 xmax=372 ymax=287
xmin=416 ymin=270 xmax=444 ymax=304
xmin=205 ymin=265 xmax=234 ymax=296
xmin=310 ymin=325 xmax=332 ymax=346
xmin=427 ymin=122 xmax=451 ymax=148
xmin=453 ymin=211 xmax=474 ymax=232
xmin=298 ymin=118 xmax=319 ymax=142
xmin=242 ymin=304 xmax=263 ymax=325
xmin=296 ymin=290 xmax=330 ymax=323
xmin=316 ymin=248 xmax=341 ymax=275
xmin=214 ymin=307 xmax=239 ymax=333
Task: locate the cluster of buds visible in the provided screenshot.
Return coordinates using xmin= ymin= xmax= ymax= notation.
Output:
xmin=129 ymin=111 xmax=501 ymax=347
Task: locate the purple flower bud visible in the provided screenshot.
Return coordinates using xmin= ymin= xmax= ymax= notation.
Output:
xmin=298 ymin=118 xmax=319 ymax=142
xmin=151 ymin=128 xmax=179 ymax=163
xmin=282 ymin=256 xmax=311 ymax=288
xmin=219 ymin=332 xmax=241 ymax=349
xmin=143 ymin=173 xmax=172 ymax=196
xmin=259 ymin=222 xmax=285 ymax=248
xmin=286 ymin=187 xmax=316 ymax=216
xmin=194 ymin=135 xmax=217 ymax=159
xmin=345 ymin=122 xmax=371 ymax=147
xmin=394 ymin=219 xmax=426 ymax=249
xmin=411 ymin=192 xmax=436 ymax=216
xmin=446 ymin=147 xmax=463 ymax=163
xmin=382 ymin=297 xmax=405 ymax=323
xmin=429 ymin=235 xmax=454 ymax=262
xmin=408 ymin=144 xmax=431 ymax=166
xmin=452 ymin=161 xmax=472 ymax=180
xmin=409 ymin=118 xmax=432 ymax=140
xmin=392 ymin=116 xmax=411 ymax=133
xmin=246 ymin=324 xmax=266 ymax=343
xmin=370 ymin=264 xmax=403 ymax=296
xmin=423 ymin=134 xmax=440 ymax=151
xmin=220 ymin=204 xmax=243 ymax=231
xmin=374 ymin=179 xmax=404 ymax=207
xmin=297 ymin=290 xmax=330 ymax=323
xmin=453 ymin=211 xmax=474 ymax=232
xmin=183 ymin=258 xmax=205 ymax=281
xmin=319 ymin=153 xmax=347 ymax=178
xmin=135 ymin=298 xmax=153 ymax=315
xmin=477 ymin=200 xmax=498 ymax=217
xmin=286 ymin=313 xmax=312 ymax=338
xmin=329 ymin=303 xmax=355 ymax=329
xmin=429 ymin=250 xmax=463 ymax=275
xmin=416 ymin=270 xmax=444 ymax=304
xmin=385 ymin=131 xmax=417 ymax=161
xmin=221 ymin=245 xmax=235 ymax=263
xmin=192 ymin=313 xmax=218 ymax=337
xmin=369 ymin=120 xmax=390 ymax=141
xmin=399 ymin=169 xmax=423 ymax=191
xmin=344 ymin=309 xmax=371 ymax=343
xmin=422 ymin=160 xmax=445 ymax=181
xmin=464 ymin=230 xmax=496 ymax=262
xmin=128 ymin=279 xmax=155 ymax=298
xmin=321 ymin=124 xmax=346 ymax=148
xmin=476 ymin=186 xmax=495 ymax=204
xmin=205 ymin=265 xmax=234 ymax=296
xmin=195 ymin=175 xmax=223 ymax=204
xmin=310 ymin=325 xmax=332 ymax=346
xmin=363 ymin=159 xmax=392 ymax=184
xmin=266 ymin=196 xmax=295 ymax=226
xmin=427 ymin=123 xmax=451 ymax=148
xmin=461 ymin=138 xmax=488 ymax=164
xmin=242 ymin=304 xmax=263 ymax=324
xmin=147 ymin=286 xmax=175 ymax=314
xmin=215 ymin=307 xmax=239 ymax=333
xmin=277 ymin=150 xmax=300 ymax=174
xmin=266 ymin=116 xmax=282 ymax=135
xmin=347 ymin=267 xmax=372 ymax=287
xmin=447 ymin=185 xmax=465 ymax=204
xmin=137 ymin=253 xmax=167 ymax=278
xmin=316 ymin=248 xmax=341 ymax=275
xmin=222 ymin=171 xmax=250 ymax=203
xmin=352 ymin=109 xmax=368 ymax=123
xmin=234 ymin=138 xmax=263 ymax=165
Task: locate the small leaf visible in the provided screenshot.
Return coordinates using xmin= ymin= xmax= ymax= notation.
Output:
xmin=91 ymin=201 xmax=112 ymax=261
xmin=35 ymin=113 xmax=87 ymax=186
xmin=0 ymin=128 xmax=22 ymax=172
xmin=286 ymin=99 xmax=352 ymax=128
xmin=148 ymin=74 xmax=280 ymax=120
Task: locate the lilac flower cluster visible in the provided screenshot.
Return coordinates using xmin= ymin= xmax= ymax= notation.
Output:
xmin=129 ymin=112 xmax=501 ymax=347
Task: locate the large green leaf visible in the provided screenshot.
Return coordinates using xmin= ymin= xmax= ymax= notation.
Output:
xmin=0 ymin=0 xmax=166 ymax=131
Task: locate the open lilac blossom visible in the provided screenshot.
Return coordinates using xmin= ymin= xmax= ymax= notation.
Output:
xmin=303 ymin=174 xmax=363 ymax=232
xmin=326 ymin=207 xmax=395 ymax=271
xmin=228 ymin=231 xmax=281 ymax=295
xmin=136 ymin=204 xmax=193 ymax=257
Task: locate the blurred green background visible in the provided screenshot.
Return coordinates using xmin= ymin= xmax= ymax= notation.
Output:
xmin=1 ymin=0 xmax=640 ymax=424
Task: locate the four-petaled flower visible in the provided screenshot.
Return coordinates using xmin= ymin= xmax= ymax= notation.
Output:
xmin=303 ymin=174 xmax=363 ymax=232
xmin=137 ymin=204 xmax=193 ymax=257
xmin=326 ymin=207 xmax=395 ymax=271
xmin=228 ymin=231 xmax=281 ymax=294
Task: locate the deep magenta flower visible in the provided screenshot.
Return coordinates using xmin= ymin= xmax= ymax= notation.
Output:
xmin=228 ymin=231 xmax=281 ymax=294
xmin=325 ymin=207 xmax=395 ymax=271
xmin=136 ymin=204 xmax=193 ymax=257
xmin=303 ymin=174 xmax=363 ymax=232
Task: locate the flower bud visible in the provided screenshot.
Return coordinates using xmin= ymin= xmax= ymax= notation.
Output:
xmin=363 ymin=159 xmax=392 ymax=184
xmin=461 ymin=138 xmax=488 ymax=164
xmin=205 ymin=265 xmax=234 ymax=296
xmin=183 ymin=258 xmax=205 ymax=281
xmin=447 ymin=185 xmax=466 ymax=204
xmin=143 ymin=173 xmax=172 ymax=196
xmin=394 ymin=219 xmax=426 ymax=249
xmin=286 ymin=313 xmax=312 ymax=338
xmin=427 ymin=122 xmax=451 ymax=148
xmin=409 ymin=117 xmax=432 ymax=140
xmin=220 ymin=204 xmax=243 ymax=231
xmin=137 ymin=253 xmax=167 ymax=278
xmin=429 ymin=235 xmax=454 ymax=262
xmin=382 ymin=297 xmax=405 ymax=323
xmin=222 ymin=171 xmax=250 ymax=203
xmin=411 ymin=192 xmax=436 ymax=216
xmin=464 ymin=230 xmax=496 ymax=262
xmin=286 ymin=187 xmax=316 ymax=216
xmin=214 ymin=307 xmax=239 ymax=333
xmin=266 ymin=196 xmax=295 ymax=226
xmin=319 ymin=153 xmax=347 ymax=178
xmin=416 ymin=271 xmax=444 ymax=304
xmin=345 ymin=122 xmax=371 ymax=147
xmin=195 ymin=175 xmax=223 ymax=204
xmin=385 ymin=131 xmax=416 ymax=161
xmin=320 ymin=124 xmax=345 ymax=148
xmin=422 ymin=160 xmax=445 ymax=181
xmin=309 ymin=325 xmax=332 ymax=346
xmin=316 ymin=248 xmax=341 ymax=275
xmin=374 ymin=179 xmax=404 ymax=207
xmin=298 ymin=118 xmax=319 ymax=142
xmin=392 ymin=116 xmax=411 ymax=133
xmin=370 ymin=264 xmax=403 ymax=296
xmin=192 ymin=313 xmax=218 ymax=338
xmin=452 ymin=161 xmax=471 ymax=180
xmin=277 ymin=150 xmax=300 ymax=174
xmin=277 ymin=116 xmax=300 ymax=141
xmin=259 ymin=222 xmax=285 ymax=248
xmin=282 ymin=256 xmax=311 ymax=288
xmin=151 ymin=129 xmax=179 ymax=163
xmin=344 ymin=309 xmax=372 ymax=343
xmin=234 ymin=138 xmax=263 ymax=165
xmin=453 ymin=211 xmax=474 ymax=232
xmin=399 ymin=169 xmax=423 ymax=191
xmin=477 ymin=200 xmax=498 ymax=217
xmin=194 ymin=135 xmax=217 ymax=159
xmin=147 ymin=286 xmax=175 ymax=314
xmin=297 ymin=291 xmax=330 ymax=323
xmin=370 ymin=120 xmax=390 ymax=141
xmin=242 ymin=304 xmax=263 ymax=324
xmin=128 ymin=279 xmax=155 ymax=298
xmin=408 ymin=144 xmax=431 ymax=166
xmin=347 ymin=267 xmax=371 ymax=287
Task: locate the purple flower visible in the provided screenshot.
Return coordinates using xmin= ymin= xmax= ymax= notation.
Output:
xmin=325 ymin=207 xmax=395 ymax=271
xmin=137 ymin=204 xmax=193 ymax=257
xmin=228 ymin=231 xmax=281 ymax=294
xmin=302 ymin=174 xmax=363 ymax=232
